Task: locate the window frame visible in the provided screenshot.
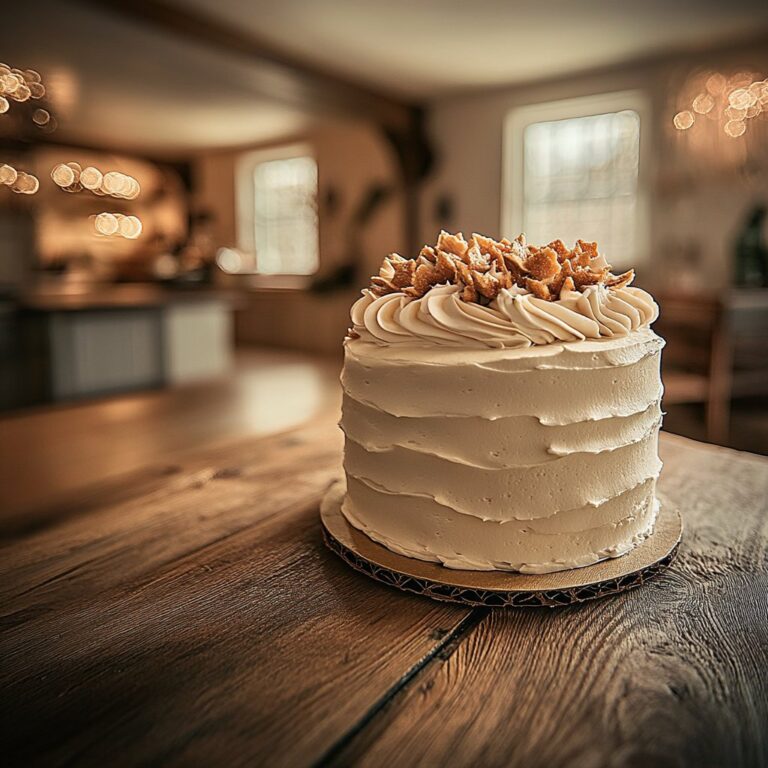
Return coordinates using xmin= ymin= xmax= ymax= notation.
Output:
xmin=502 ymin=90 xmax=650 ymax=266
xmin=235 ymin=142 xmax=319 ymax=284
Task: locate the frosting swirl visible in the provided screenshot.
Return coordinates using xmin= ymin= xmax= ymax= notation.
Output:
xmin=350 ymin=283 xmax=658 ymax=349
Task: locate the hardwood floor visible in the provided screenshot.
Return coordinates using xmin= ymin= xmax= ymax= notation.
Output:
xmin=0 ymin=348 xmax=341 ymax=528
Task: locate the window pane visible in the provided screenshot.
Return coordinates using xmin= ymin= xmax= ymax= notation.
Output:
xmin=252 ymin=155 xmax=318 ymax=275
xmin=522 ymin=110 xmax=640 ymax=266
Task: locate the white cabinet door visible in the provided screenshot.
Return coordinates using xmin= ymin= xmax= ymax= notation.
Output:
xmin=50 ymin=310 xmax=163 ymax=400
xmin=163 ymin=301 xmax=232 ymax=384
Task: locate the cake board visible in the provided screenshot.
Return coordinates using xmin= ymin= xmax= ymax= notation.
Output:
xmin=320 ymin=481 xmax=682 ymax=608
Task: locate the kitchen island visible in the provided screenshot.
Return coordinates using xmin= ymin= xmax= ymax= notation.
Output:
xmin=2 ymin=284 xmax=241 ymax=408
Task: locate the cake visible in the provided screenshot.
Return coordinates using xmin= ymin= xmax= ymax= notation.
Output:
xmin=338 ymin=231 xmax=664 ymax=574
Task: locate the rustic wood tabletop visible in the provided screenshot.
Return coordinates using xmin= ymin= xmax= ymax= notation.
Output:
xmin=2 ymin=421 xmax=767 ymax=768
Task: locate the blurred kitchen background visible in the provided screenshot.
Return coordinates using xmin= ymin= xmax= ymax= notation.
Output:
xmin=1 ymin=0 xmax=768 ymax=522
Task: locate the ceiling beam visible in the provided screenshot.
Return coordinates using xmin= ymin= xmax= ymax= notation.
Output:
xmin=74 ymin=0 xmax=417 ymax=133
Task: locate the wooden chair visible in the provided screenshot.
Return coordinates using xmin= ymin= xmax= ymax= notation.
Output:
xmin=654 ymin=295 xmax=731 ymax=445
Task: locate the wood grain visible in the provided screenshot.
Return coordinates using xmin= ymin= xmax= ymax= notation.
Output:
xmin=2 ymin=422 xmax=766 ymax=768
xmin=0 ymin=348 xmax=341 ymax=525
xmin=0 ymin=418 xmax=470 ymax=767
xmin=330 ymin=435 xmax=768 ymax=768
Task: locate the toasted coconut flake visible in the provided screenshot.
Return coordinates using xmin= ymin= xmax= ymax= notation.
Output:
xmin=472 ymin=271 xmax=502 ymax=300
xmin=570 ymin=245 xmax=591 ymax=268
xmin=455 ymin=259 xmax=474 ymax=285
xmin=434 ymin=250 xmax=459 ymax=282
xmin=464 ymin=241 xmax=490 ymax=271
xmin=525 ymin=247 xmax=561 ymax=283
xmin=471 ymin=233 xmax=506 ymax=262
xmin=572 ymin=267 xmax=604 ymax=290
xmin=576 ymin=239 xmax=598 ymax=258
xmin=370 ymin=276 xmax=395 ymax=296
xmin=419 ymin=245 xmax=437 ymax=263
xmin=437 ymin=230 xmax=468 ymax=258
xmin=525 ymin=277 xmax=551 ymax=300
xmin=604 ymin=269 xmax=635 ymax=289
xmin=589 ymin=253 xmax=611 ymax=271
xmin=491 ymin=263 xmax=514 ymax=291
xmin=546 ymin=239 xmax=569 ymax=260
xmin=409 ymin=265 xmax=433 ymax=297
xmin=365 ymin=231 xmax=639 ymax=304
xmin=391 ymin=259 xmax=417 ymax=289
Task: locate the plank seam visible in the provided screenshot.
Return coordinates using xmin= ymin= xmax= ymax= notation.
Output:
xmin=311 ymin=607 xmax=490 ymax=767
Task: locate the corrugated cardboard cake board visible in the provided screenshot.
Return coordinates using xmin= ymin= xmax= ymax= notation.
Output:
xmin=320 ymin=481 xmax=682 ymax=608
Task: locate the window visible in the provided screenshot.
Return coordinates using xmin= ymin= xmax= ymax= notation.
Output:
xmin=236 ymin=146 xmax=318 ymax=276
xmin=503 ymin=92 xmax=648 ymax=269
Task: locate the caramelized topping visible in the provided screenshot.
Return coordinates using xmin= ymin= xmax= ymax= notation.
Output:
xmin=369 ymin=231 xmax=634 ymax=303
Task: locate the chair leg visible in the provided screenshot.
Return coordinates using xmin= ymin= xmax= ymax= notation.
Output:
xmin=706 ymin=318 xmax=732 ymax=445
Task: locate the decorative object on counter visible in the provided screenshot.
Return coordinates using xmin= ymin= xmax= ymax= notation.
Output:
xmin=310 ymin=182 xmax=393 ymax=293
xmin=734 ymin=204 xmax=768 ymax=287
xmin=330 ymin=231 xmax=667 ymax=587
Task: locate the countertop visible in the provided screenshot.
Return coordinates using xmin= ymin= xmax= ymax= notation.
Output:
xmin=1 ymin=419 xmax=767 ymax=767
xmin=15 ymin=283 xmax=246 ymax=311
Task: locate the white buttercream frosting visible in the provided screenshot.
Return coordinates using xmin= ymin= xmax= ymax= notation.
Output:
xmin=351 ymin=283 xmax=658 ymax=349
xmin=339 ymin=273 xmax=664 ymax=574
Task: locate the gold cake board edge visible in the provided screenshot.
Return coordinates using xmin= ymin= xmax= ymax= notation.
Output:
xmin=320 ymin=480 xmax=682 ymax=608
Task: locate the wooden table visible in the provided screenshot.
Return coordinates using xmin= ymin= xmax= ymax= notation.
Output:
xmin=2 ymin=421 xmax=767 ymax=767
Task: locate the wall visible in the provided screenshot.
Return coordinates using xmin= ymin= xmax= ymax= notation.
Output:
xmin=420 ymin=39 xmax=768 ymax=292
xmin=194 ymin=117 xmax=405 ymax=355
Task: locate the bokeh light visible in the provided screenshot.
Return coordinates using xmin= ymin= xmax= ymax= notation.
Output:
xmin=692 ymin=93 xmax=714 ymax=115
xmin=673 ymin=110 xmax=694 ymax=130
xmin=0 ymin=164 xmax=18 ymax=185
xmin=32 ymin=108 xmax=50 ymax=126
xmin=94 ymin=212 xmax=143 ymax=239
xmin=119 ymin=215 xmax=142 ymax=239
xmin=51 ymin=163 xmax=76 ymax=187
xmin=12 ymin=172 xmax=39 ymax=194
xmin=95 ymin=212 xmax=119 ymax=236
xmin=80 ymin=166 xmax=103 ymax=190
xmin=673 ymin=70 xmax=767 ymax=140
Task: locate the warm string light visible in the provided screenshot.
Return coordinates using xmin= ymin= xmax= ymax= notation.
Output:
xmin=0 ymin=164 xmax=39 ymax=194
xmin=14 ymin=172 xmax=40 ymax=194
xmin=32 ymin=108 xmax=50 ymax=126
xmin=0 ymin=62 xmax=146 ymax=229
xmin=0 ymin=64 xmax=46 ymax=104
xmin=0 ymin=163 xmax=17 ymax=185
xmin=50 ymin=161 xmax=81 ymax=192
xmin=0 ymin=164 xmax=38 ymax=194
xmin=673 ymin=71 xmax=768 ymax=138
xmin=0 ymin=63 xmax=56 ymax=133
xmin=673 ymin=110 xmax=694 ymax=130
xmin=94 ymin=212 xmax=142 ymax=239
xmin=51 ymin=163 xmax=140 ymax=199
